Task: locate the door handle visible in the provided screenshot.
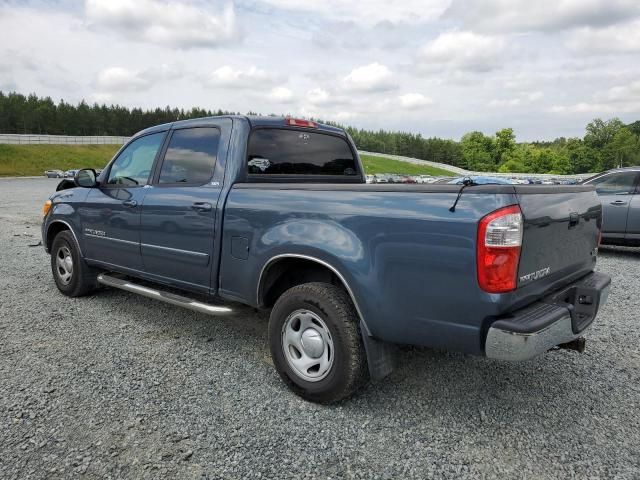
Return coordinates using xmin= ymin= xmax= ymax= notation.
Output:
xmin=122 ymin=200 xmax=138 ymax=208
xmin=191 ymin=202 xmax=213 ymax=212
xmin=610 ymin=200 xmax=627 ymax=206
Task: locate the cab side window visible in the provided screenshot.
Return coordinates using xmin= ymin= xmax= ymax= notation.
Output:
xmin=589 ymin=172 xmax=637 ymax=195
xmin=107 ymin=132 xmax=165 ymax=186
xmin=158 ymin=127 xmax=220 ymax=185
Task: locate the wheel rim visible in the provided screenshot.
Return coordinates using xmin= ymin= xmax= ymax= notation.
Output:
xmin=281 ymin=309 xmax=334 ymax=382
xmin=55 ymin=246 xmax=73 ymax=285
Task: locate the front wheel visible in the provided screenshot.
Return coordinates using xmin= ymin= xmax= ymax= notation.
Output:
xmin=50 ymin=230 xmax=98 ymax=297
xmin=268 ymin=282 xmax=369 ymax=403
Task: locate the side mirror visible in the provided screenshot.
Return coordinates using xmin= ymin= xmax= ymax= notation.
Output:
xmin=75 ymin=169 xmax=98 ymax=188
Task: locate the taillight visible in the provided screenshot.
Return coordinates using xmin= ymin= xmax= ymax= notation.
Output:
xmin=285 ymin=118 xmax=318 ymax=128
xmin=477 ymin=205 xmax=523 ymax=293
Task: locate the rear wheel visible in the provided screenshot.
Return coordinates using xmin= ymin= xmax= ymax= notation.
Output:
xmin=50 ymin=230 xmax=98 ymax=297
xmin=268 ymin=282 xmax=368 ymax=403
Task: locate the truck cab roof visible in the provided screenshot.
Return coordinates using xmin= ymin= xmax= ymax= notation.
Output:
xmin=133 ymin=115 xmax=345 ymax=139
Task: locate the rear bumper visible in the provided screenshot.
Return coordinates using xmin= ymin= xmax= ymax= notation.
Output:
xmin=485 ymin=271 xmax=611 ymax=361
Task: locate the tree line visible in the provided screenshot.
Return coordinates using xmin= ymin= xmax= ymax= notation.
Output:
xmin=1 ymin=91 xmax=638 ymax=174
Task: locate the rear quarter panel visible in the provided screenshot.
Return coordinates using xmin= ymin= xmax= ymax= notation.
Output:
xmin=219 ymin=185 xmax=519 ymax=354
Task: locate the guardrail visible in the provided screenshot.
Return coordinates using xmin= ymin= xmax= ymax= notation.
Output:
xmin=0 ymin=134 xmax=130 ymax=145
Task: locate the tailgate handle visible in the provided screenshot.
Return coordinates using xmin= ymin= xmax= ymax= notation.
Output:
xmin=569 ymin=212 xmax=579 ymax=228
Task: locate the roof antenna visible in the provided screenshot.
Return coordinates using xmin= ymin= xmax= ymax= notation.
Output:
xmin=449 ymin=177 xmax=474 ymax=212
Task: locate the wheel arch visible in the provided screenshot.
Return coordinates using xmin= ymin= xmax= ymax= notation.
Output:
xmin=46 ymin=220 xmax=82 ymax=256
xmin=258 ymin=253 xmax=396 ymax=382
xmin=257 ymin=254 xmax=365 ymax=323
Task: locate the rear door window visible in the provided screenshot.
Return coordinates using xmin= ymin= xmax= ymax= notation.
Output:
xmin=247 ymin=128 xmax=358 ymax=176
xmin=589 ymin=172 xmax=638 ymax=195
xmin=158 ymin=127 xmax=220 ymax=185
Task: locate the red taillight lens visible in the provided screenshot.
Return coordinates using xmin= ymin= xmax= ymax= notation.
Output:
xmin=285 ymin=118 xmax=318 ymax=128
xmin=477 ymin=205 xmax=523 ymax=293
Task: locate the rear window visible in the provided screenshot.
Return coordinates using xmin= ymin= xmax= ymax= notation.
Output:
xmin=247 ymin=128 xmax=358 ymax=176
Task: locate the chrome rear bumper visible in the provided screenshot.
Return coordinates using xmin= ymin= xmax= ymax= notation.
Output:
xmin=485 ymin=271 xmax=610 ymax=361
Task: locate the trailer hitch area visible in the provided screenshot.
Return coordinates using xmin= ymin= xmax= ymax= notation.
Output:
xmin=555 ymin=337 xmax=587 ymax=354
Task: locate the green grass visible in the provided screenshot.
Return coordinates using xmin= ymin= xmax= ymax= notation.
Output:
xmin=360 ymin=154 xmax=455 ymax=176
xmin=0 ymin=144 xmax=120 ymax=176
xmin=0 ymin=145 xmax=457 ymax=178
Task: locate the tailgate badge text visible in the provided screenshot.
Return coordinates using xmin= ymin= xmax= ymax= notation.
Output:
xmin=520 ymin=267 xmax=551 ymax=283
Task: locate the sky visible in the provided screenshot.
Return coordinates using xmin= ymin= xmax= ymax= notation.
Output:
xmin=0 ymin=0 xmax=639 ymax=141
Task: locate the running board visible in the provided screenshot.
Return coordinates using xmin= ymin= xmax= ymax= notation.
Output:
xmin=97 ymin=273 xmax=233 ymax=315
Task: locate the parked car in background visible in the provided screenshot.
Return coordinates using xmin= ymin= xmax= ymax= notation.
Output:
xmin=415 ymin=175 xmax=436 ymax=184
xmin=582 ymin=167 xmax=640 ymax=246
xmin=447 ymin=176 xmax=516 ymax=185
xmin=64 ymin=169 xmax=80 ymax=178
xmin=44 ymin=170 xmax=64 ymax=178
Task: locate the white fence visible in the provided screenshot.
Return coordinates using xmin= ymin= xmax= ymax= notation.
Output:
xmin=0 ymin=134 xmax=130 ymax=145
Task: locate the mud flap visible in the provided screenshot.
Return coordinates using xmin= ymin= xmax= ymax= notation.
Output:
xmin=360 ymin=320 xmax=397 ymax=382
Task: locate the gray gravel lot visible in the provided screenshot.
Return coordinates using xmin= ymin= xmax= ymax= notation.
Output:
xmin=1 ymin=177 xmax=639 ymax=479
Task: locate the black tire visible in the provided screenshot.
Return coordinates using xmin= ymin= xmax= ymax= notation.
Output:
xmin=268 ymin=282 xmax=369 ymax=403
xmin=50 ymin=230 xmax=98 ymax=297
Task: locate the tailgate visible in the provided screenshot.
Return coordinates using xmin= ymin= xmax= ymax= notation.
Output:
xmin=515 ymin=185 xmax=601 ymax=291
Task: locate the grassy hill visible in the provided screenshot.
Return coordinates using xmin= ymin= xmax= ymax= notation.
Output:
xmin=0 ymin=144 xmax=120 ymax=176
xmin=359 ymin=154 xmax=455 ymax=176
xmin=0 ymin=145 xmax=456 ymax=177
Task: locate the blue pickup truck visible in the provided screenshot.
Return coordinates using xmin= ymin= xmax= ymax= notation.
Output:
xmin=42 ymin=116 xmax=611 ymax=403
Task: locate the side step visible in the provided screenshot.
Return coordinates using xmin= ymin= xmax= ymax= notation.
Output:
xmin=97 ymin=273 xmax=233 ymax=316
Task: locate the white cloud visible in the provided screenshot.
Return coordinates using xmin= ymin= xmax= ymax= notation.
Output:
xmin=488 ymin=91 xmax=544 ymax=108
xmin=334 ymin=111 xmax=358 ymax=120
xmin=445 ymin=0 xmax=640 ymax=33
xmin=528 ymin=91 xmax=544 ymax=101
xmin=206 ymin=66 xmax=279 ymax=89
xmin=549 ymin=102 xmax=614 ymax=114
xmin=343 ymin=63 xmax=397 ymax=92
xmin=306 ymin=88 xmax=332 ymax=106
xmin=256 ymin=0 xmax=449 ymax=26
xmin=567 ymin=19 xmax=640 ymax=54
xmin=398 ymin=93 xmax=433 ymax=109
xmin=417 ymin=31 xmax=505 ymax=72
xmin=268 ymin=87 xmax=294 ymax=103
xmin=85 ymin=0 xmax=238 ymax=48
xmin=551 ymin=81 xmax=640 ymax=113
xmin=96 ymin=67 xmax=151 ymax=92
xmin=297 ymin=105 xmax=358 ymax=122
xmin=488 ymin=98 xmax=522 ymax=108
xmin=596 ymin=80 xmax=640 ymax=103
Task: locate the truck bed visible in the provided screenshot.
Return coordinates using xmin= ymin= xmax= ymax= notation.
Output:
xmin=219 ymin=183 xmax=601 ymax=354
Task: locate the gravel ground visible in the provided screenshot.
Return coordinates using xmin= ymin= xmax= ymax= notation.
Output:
xmin=1 ymin=177 xmax=639 ymax=479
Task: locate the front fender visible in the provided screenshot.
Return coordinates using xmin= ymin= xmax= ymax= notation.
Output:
xmin=42 ymin=188 xmax=89 ymax=254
